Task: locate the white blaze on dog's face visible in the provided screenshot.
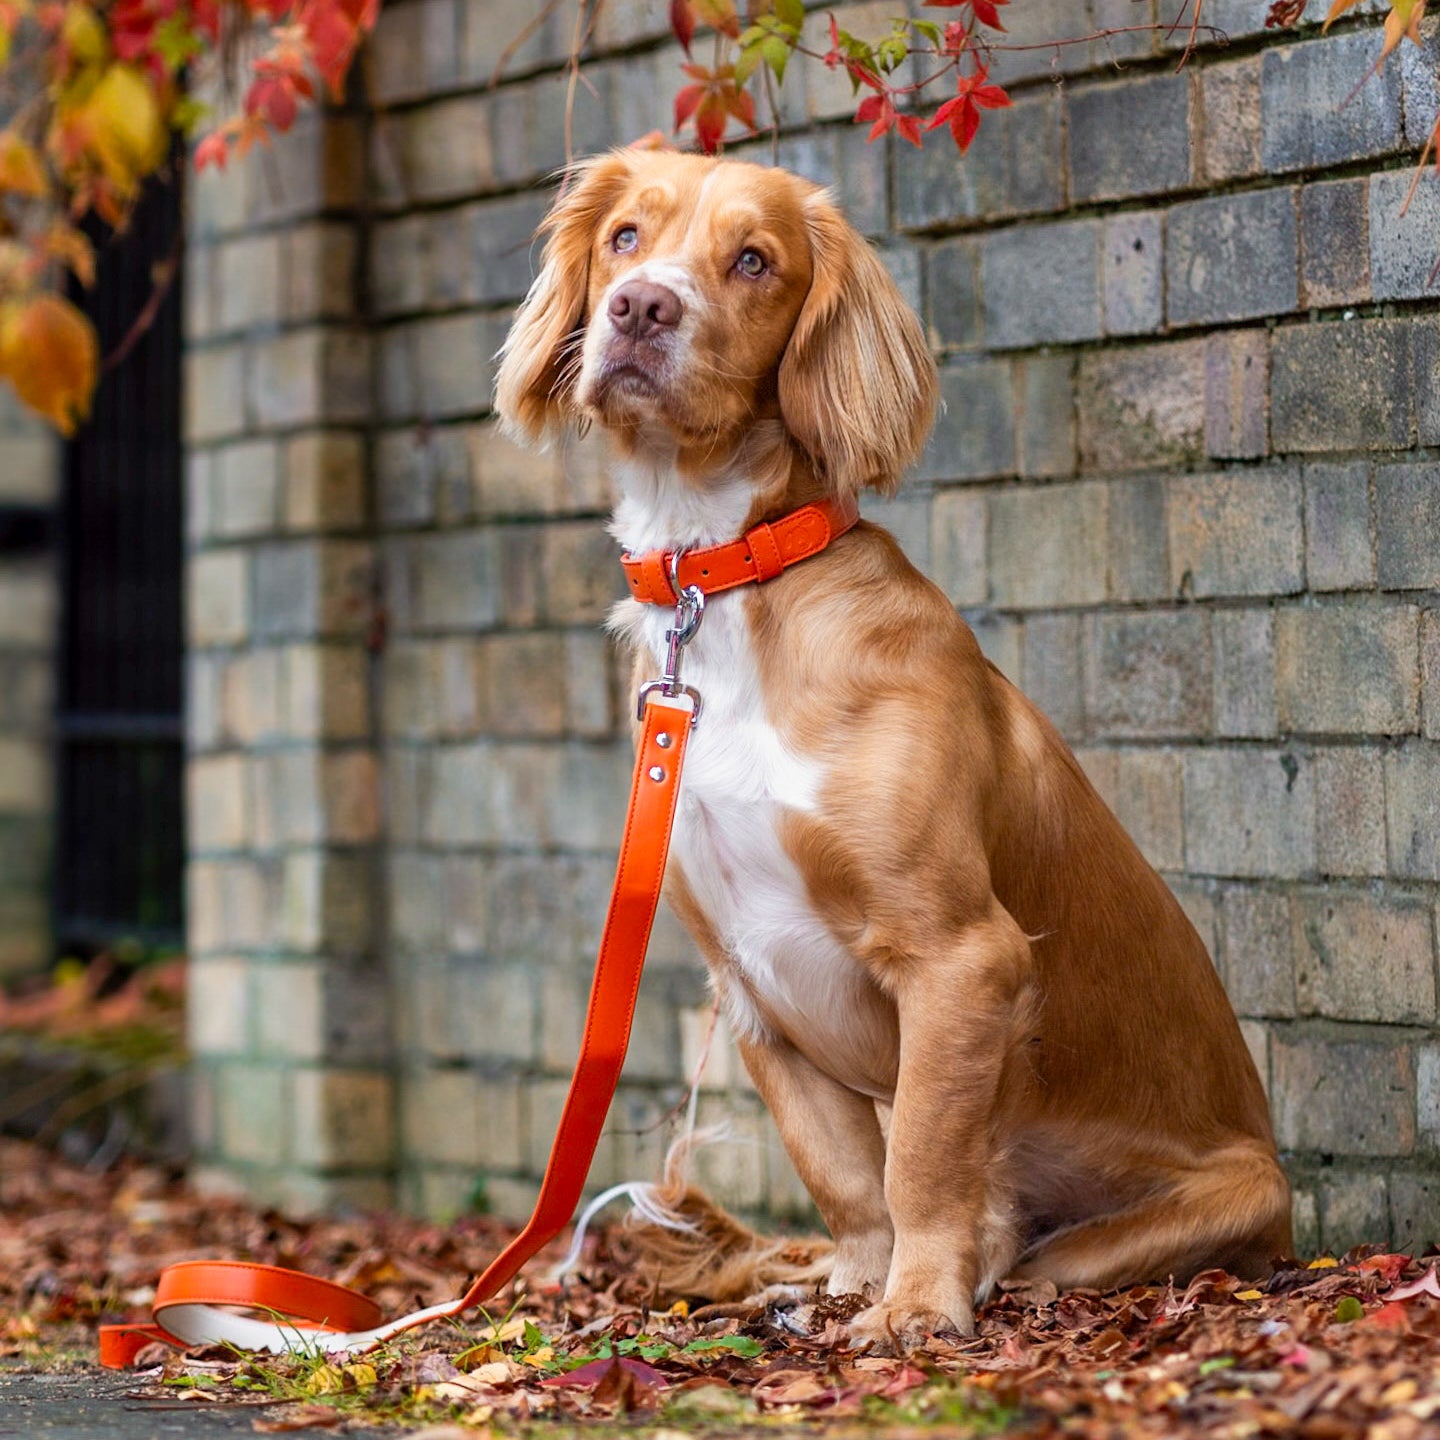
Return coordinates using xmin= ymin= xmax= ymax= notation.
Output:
xmin=496 ymin=150 xmax=937 ymax=497
xmin=574 ymin=159 xmax=816 ymax=447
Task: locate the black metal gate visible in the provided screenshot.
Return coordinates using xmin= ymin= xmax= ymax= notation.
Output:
xmin=55 ymin=170 xmax=185 ymax=957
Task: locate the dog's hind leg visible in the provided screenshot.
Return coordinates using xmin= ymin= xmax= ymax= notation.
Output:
xmin=1015 ymin=1141 xmax=1292 ymax=1289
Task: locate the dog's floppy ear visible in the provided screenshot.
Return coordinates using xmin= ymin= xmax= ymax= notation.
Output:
xmin=778 ymin=193 xmax=938 ymax=496
xmin=494 ymin=152 xmax=633 ymax=445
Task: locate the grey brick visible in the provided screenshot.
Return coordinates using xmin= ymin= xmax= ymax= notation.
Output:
xmin=1386 ymin=742 xmax=1440 ymax=880
xmin=1271 ymin=1031 xmax=1415 ymax=1157
xmin=931 ymin=489 xmax=988 ymax=608
xmin=1390 ymin=1174 xmax=1440 ymax=1254
xmin=1276 ymin=603 xmax=1420 ymax=735
xmin=877 ymin=243 xmax=923 ymax=318
xmin=1303 ymin=462 xmax=1375 ymax=592
xmin=1213 ymin=608 xmax=1278 ymax=739
xmin=1418 ymin=319 xmax=1440 ymax=444
xmin=862 ymin=492 xmax=931 ymax=574
xmin=989 ymin=483 xmax=1108 ymax=610
xmin=1102 ymin=212 xmax=1163 ymax=336
xmin=1084 ymin=610 xmax=1211 ymax=740
xmin=369 ymin=0 xmax=461 ymax=105
xmin=1221 ymin=886 xmax=1295 ymax=1018
xmin=1299 ymin=178 xmax=1371 ymax=308
xmin=894 ymin=90 xmax=1063 ymax=230
xmin=1313 ymin=748 xmax=1388 ymax=877
xmin=1078 ymin=339 xmax=1206 ymax=473
xmin=472 ymin=192 xmax=548 ymax=306
xmin=1424 ymin=610 xmax=1440 ymax=740
xmin=1375 ymin=463 xmax=1440 ymax=590
xmin=1369 ymin=167 xmax=1440 ymax=300
xmin=1106 ymin=477 xmax=1170 ymax=604
xmin=1271 ymin=319 xmax=1413 ymax=454
xmin=1015 ymin=355 xmax=1076 ymax=479
xmin=1021 ymin=613 xmax=1083 ymax=738
xmin=390 ymin=531 xmax=501 ymax=633
xmin=1318 ymin=1172 xmax=1389 ymax=1255
xmin=1420 ymin=1042 xmax=1440 ymax=1148
xmin=1168 ymin=470 xmax=1305 ymax=600
xmin=1183 ymin=748 xmax=1315 ymax=879
xmin=924 ymin=238 xmax=980 ymax=351
xmin=1197 ymin=55 xmax=1263 ymax=182
xmin=917 ymin=362 xmax=1015 ymax=482
xmin=1168 ymin=189 xmax=1298 ymax=326
xmin=988 ymin=0 xmax=1098 ymax=86
xmin=1113 ymin=749 xmax=1184 ymax=872
xmin=980 ymin=220 xmax=1102 ymax=349
xmin=834 ymin=124 xmax=890 ymax=237
xmin=963 ymin=610 xmax=1020 ymax=689
xmin=1262 ymin=32 xmax=1405 ymax=173
xmin=1294 ymin=890 xmax=1436 ymax=1024
xmin=1204 ymin=329 xmax=1270 ymax=461
xmin=372 ymin=96 xmax=493 ymax=208
xmin=1069 ymin=73 xmax=1192 ymax=203
xmin=1399 ymin=13 xmax=1440 ymax=147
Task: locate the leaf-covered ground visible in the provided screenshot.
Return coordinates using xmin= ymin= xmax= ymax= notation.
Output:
xmin=3 ymin=1137 xmax=1440 ymax=1437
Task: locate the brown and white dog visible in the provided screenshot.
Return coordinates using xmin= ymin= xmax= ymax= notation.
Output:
xmin=494 ymin=150 xmax=1291 ymax=1350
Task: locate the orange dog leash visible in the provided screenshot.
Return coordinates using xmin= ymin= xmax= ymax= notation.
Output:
xmin=99 ymin=500 xmax=854 ymax=1368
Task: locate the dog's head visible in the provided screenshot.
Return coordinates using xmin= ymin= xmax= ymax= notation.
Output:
xmin=495 ymin=150 xmax=937 ymax=496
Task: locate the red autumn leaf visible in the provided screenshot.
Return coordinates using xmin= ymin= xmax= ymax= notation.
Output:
xmin=193 ymin=130 xmax=229 ymax=171
xmin=1357 ymin=1252 xmax=1410 ymax=1285
xmin=970 ymin=81 xmax=1011 ymax=109
xmin=669 ymin=0 xmax=694 ymax=50
xmin=972 ymin=0 xmax=1008 ymax=28
xmin=895 ymin=112 xmax=923 ymax=147
xmin=542 ymin=1356 xmax=668 ymax=1389
xmin=1387 ymin=1264 xmax=1440 ymax=1302
xmin=673 ymin=81 xmax=704 ymax=130
xmin=854 ymin=93 xmax=885 ymax=123
xmin=694 ymin=90 xmax=727 ymax=152
xmin=1360 ymin=1301 xmax=1412 ymax=1330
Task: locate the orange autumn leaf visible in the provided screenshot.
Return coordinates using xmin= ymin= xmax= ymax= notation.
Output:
xmin=0 ymin=130 xmax=49 ymax=197
xmin=1325 ymin=0 xmax=1426 ymax=58
xmin=0 ymin=292 xmax=99 ymax=435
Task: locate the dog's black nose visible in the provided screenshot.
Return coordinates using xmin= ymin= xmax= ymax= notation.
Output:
xmin=608 ymin=280 xmax=683 ymax=339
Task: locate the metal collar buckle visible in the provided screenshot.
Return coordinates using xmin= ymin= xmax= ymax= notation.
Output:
xmin=636 ymin=549 xmax=704 ymax=728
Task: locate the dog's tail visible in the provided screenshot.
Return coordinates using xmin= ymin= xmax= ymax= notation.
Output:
xmin=557 ymin=1128 xmax=835 ymax=1302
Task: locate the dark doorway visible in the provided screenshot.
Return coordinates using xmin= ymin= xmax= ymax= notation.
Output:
xmin=54 ymin=169 xmax=185 ymax=957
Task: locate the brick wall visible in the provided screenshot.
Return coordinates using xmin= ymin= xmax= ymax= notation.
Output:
xmin=182 ymin=99 xmax=397 ymax=1210
xmin=186 ymin=0 xmax=1440 ymax=1250
xmin=0 ymin=394 xmax=56 ymax=979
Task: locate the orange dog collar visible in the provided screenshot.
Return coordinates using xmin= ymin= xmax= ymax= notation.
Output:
xmin=621 ymin=493 xmax=861 ymax=606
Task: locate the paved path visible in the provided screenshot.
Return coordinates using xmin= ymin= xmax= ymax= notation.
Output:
xmin=0 ymin=1367 xmax=404 ymax=1438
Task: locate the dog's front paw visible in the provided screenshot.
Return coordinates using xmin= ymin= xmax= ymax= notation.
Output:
xmin=846 ymin=1296 xmax=975 ymax=1354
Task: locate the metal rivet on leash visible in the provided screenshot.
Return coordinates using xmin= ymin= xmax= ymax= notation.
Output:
xmin=656 ymin=733 xmax=672 ymax=748
xmin=648 ymin=766 xmax=666 ymax=782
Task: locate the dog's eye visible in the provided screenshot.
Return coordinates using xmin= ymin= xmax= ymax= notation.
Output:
xmin=612 ymin=225 xmax=639 ymax=253
xmin=736 ymin=248 xmax=767 ymax=278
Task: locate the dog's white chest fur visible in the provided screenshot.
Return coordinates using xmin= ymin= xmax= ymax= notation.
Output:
xmin=625 ymin=595 xmax=898 ymax=1100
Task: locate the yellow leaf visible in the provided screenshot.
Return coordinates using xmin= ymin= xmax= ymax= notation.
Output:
xmin=1307 ymin=1256 xmax=1339 ymax=1269
xmin=519 ymin=1345 xmax=554 ymax=1367
xmin=60 ymin=1 xmax=107 ymax=66
xmin=82 ymin=63 xmax=167 ymax=189
xmin=1235 ymin=1289 xmax=1263 ymax=1300
xmin=0 ymin=292 xmax=98 ymax=436
xmin=0 ymin=131 xmax=49 ymax=198
xmin=40 ymin=222 xmax=95 ymax=287
xmin=343 ymin=1362 xmax=377 ymax=1388
xmin=1381 ymin=0 xmax=1427 ymax=58
xmin=302 ymin=1362 xmax=345 ymax=1395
